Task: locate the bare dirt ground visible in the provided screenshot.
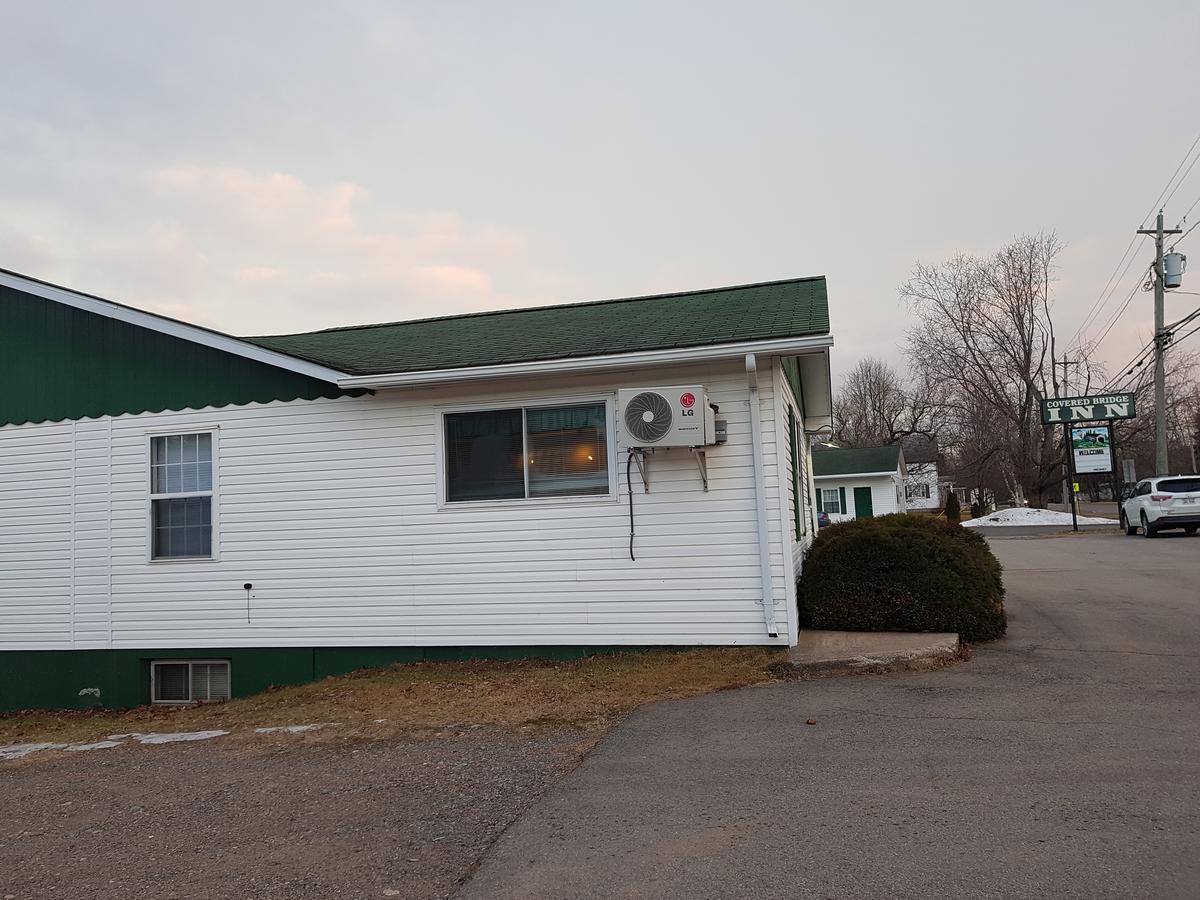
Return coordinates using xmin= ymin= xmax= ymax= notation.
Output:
xmin=0 ymin=727 xmax=591 ymax=900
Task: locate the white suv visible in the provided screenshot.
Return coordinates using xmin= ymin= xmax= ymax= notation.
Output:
xmin=1121 ymin=476 xmax=1200 ymax=537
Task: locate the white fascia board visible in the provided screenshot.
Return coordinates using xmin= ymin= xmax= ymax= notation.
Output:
xmin=0 ymin=270 xmax=350 ymax=385
xmin=813 ymin=471 xmax=896 ymax=480
xmin=338 ymin=334 xmax=835 ymax=389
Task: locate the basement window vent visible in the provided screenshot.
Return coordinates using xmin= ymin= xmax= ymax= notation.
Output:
xmin=151 ymin=660 xmax=231 ymax=704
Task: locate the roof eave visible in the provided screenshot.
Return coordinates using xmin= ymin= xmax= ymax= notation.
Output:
xmin=813 ymin=470 xmax=900 ymax=480
xmin=336 ymin=334 xmax=835 ymax=389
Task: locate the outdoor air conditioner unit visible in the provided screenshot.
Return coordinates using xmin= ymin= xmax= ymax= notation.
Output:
xmin=618 ymin=385 xmax=717 ymax=448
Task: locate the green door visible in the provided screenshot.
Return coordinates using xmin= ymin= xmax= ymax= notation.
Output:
xmin=853 ymin=486 xmax=874 ymax=519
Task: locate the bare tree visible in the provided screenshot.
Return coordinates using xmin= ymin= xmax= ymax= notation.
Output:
xmin=1112 ymin=349 xmax=1200 ymax=479
xmin=901 ymin=232 xmax=1086 ymax=506
xmin=832 ymin=357 xmax=943 ymax=447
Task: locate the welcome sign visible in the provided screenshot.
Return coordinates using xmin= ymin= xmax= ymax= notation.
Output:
xmin=1071 ymin=424 xmax=1113 ymax=474
xmin=1041 ymin=393 xmax=1136 ymax=424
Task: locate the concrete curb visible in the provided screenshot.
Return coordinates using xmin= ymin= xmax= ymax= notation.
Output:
xmin=783 ymin=630 xmax=963 ymax=676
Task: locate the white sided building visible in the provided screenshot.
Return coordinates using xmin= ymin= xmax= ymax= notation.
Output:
xmin=0 ymin=270 xmax=834 ymax=711
xmin=811 ymin=444 xmax=907 ymax=521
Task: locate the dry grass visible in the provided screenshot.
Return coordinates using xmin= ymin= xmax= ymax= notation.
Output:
xmin=0 ymin=648 xmax=787 ymax=747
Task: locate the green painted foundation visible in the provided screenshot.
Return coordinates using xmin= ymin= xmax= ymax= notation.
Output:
xmin=0 ymin=646 xmax=668 ymax=713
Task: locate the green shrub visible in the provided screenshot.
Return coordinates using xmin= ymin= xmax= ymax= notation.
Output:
xmin=797 ymin=513 xmax=1006 ymax=641
xmin=944 ymin=491 xmax=961 ymax=523
xmin=970 ymin=500 xmax=983 ymax=519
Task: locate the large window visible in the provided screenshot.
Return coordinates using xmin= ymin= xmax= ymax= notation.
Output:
xmin=150 ymin=432 xmax=214 ymax=559
xmin=445 ymin=402 xmax=609 ymax=502
xmin=821 ymin=488 xmax=842 ymax=514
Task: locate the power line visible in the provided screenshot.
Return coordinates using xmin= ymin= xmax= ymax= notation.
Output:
xmin=1089 ymin=264 xmax=1152 ymax=353
xmin=1173 ymin=192 xmax=1200 ymax=231
xmin=1162 ymin=149 xmax=1200 ymax=211
xmin=1105 ymin=337 xmax=1156 ymax=391
xmin=1172 ymin=321 xmax=1200 ymax=348
xmin=1069 ymin=129 xmax=1200 ymax=352
xmin=1149 ymin=130 xmax=1200 ymax=221
xmin=1171 ymin=216 xmax=1200 ymax=248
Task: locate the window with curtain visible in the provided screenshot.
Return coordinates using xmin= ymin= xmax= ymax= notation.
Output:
xmin=821 ymin=488 xmax=842 ymax=514
xmin=445 ymin=402 xmax=609 ymax=502
xmin=150 ymin=432 xmax=214 ymax=558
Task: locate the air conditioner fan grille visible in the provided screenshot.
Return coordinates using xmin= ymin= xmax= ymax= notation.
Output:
xmin=624 ymin=391 xmax=673 ymax=443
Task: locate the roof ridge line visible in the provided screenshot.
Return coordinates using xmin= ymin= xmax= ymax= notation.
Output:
xmin=246 ymin=275 xmax=826 ymax=339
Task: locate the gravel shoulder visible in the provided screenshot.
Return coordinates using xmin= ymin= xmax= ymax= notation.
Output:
xmin=0 ymin=727 xmax=594 ymax=900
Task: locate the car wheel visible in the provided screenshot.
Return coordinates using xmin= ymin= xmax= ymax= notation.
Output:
xmin=1187 ymin=526 xmax=1198 ymax=535
xmin=1121 ymin=511 xmax=1137 ymax=536
xmin=1141 ymin=512 xmax=1156 ymax=538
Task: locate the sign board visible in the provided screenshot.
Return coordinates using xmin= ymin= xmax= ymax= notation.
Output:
xmin=1071 ymin=424 xmax=1113 ymax=474
xmin=1041 ymin=393 xmax=1135 ymax=424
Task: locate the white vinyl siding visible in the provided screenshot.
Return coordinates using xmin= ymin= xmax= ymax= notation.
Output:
xmin=814 ymin=472 xmax=905 ymax=522
xmin=905 ymin=462 xmax=941 ymax=510
xmin=0 ymin=357 xmax=802 ymax=649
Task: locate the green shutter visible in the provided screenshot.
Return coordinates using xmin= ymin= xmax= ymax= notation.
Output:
xmin=816 ymin=487 xmax=824 ymax=512
xmin=839 ymin=486 xmax=847 ymax=515
xmin=788 ymin=408 xmax=803 ymax=539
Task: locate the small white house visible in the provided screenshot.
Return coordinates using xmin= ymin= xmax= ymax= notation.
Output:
xmin=900 ymin=436 xmax=942 ymax=511
xmin=811 ymin=444 xmax=906 ymax=521
xmin=0 ymin=269 xmax=834 ymax=710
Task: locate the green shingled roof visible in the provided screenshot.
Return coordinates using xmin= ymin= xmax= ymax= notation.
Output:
xmin=812 ymin=444 xmax=903 ymax=477
xmin=244 ymin=277 xmax=829 ymax=376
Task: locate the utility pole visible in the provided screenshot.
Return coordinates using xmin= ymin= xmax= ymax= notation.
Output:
xmin=1055 ymin=356 xmax=1079 ymax=508
xmin=1137 ymin=211 xmax=1181 ymax=475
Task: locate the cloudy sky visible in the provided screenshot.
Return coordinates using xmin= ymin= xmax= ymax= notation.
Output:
xmin=4 ymin=2 xmax=1199 ymax=381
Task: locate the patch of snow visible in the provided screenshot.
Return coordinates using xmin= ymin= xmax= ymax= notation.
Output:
xmin=0 ymin=742 xmax=67 ymax=761
xmin=963 ymin=507 xmax=1114 ymax=527
xmin=64 ymin=740 xmax=124 ymax=752
xmin=107 ymin=730 xmax=229 ymax=744
xmin=253 ymin=723 xmax=336 ymax=734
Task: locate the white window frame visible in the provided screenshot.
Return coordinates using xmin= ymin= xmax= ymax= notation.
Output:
xmin=821 ymin=488 xmax=842 ymax=515
xmin=144 ymin=425 xmax=220 ymax=563
xmin=906 ymin=482 xmax=931 ymax=500
xmin=435 ymin=394 xmax=618 ymax=509
xmin=150 ymin=659 xmax=231 ymax=705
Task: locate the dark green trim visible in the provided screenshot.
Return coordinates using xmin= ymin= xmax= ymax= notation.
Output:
xmin=780 ymin=356 xmax=805 ymax=418
xmin=839 ymin=486 xmax=847 ymax=514
xmin=787 ymin=407 xmax=804 ymax=539
xmin=0 ymin=284 xmax=360 ymax=427
xmin=0 ymin=645 xmax=678 ymax=713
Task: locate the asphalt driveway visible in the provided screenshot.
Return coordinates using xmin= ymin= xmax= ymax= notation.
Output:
xmin=459 ymin=533 xmax=1200 ymax=899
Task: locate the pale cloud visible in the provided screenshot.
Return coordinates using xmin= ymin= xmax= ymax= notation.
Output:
xmin=235 ymin=265 xmax=288 ymax=285
xmin=412 ymin=264 xmax=492 ymax=294
xmin=149 ymin=166 xmax=365 ymax=243
xmin=7 ymin=164 xmax=566 ymax=334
